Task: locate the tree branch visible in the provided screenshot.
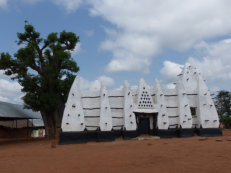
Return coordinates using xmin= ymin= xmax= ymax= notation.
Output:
xmin=41 ymin=42 xmax=48 ymax=51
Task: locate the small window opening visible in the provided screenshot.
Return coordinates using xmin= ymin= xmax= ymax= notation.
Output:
xmin=190 ymin=107 xmax=196 ymax=116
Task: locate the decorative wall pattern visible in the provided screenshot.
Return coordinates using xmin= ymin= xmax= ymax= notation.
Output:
xmin=61 ymin=64 xmax=221 ymax=139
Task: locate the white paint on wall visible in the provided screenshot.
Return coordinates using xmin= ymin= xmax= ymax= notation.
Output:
xmin=62 ymin=77 xmax=85 ymax=132
xmin=61 ymin=64 xmax=220 ymax=133
xmin=99 ymin=84 xmax=113 ymax=131
xmin=179 ymin=63 xmax=198 ymax=92
xmin=176 ymin=77 xmax=193 ymax=129
xmin=197 ymin=75 xmax=219 ymax=128
xmin=123 ymin=80 xmax=137 ymax=131
xmin=154 ymin=79 xmax=169 ymax=130
xmin=137 ymin=78 xmax=155 ymax=109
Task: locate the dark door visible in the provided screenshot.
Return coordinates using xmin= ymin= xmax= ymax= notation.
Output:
xmin=138 ymin=117 xmax=150 ymax=134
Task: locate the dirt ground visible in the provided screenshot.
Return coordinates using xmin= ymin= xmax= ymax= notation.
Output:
xmin=0 ymin=130 xmax=231 ymax=173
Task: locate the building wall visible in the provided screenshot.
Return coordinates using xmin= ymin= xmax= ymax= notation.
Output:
xmin=61 ymin=64 xmax=220 ymax=133
xmin=0 ymin=119 xmax=33 ymax=128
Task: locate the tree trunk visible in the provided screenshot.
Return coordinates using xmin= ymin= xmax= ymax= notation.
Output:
xmin=40 ymin=100 xmax=65 ymax=140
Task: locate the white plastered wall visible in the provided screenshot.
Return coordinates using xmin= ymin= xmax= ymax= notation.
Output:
xmin=61 ymin=77 xmax=85 ymax=132
xmin=196 ymin=75 xmax=219 ymax=128
xmin=178 ymin=63 xmax=219 ymax=129
xmin=99 ymin=85 xmax=113 ymax=131
xmin=123 ymin=80 xmax=137 ymax=131
xmin=61 ymin=63 xmax=220 ymax=133
xmin=154 ymin=79 xmax=169 ymax=130
xmin=137 ymin=78 xmax=155 ymax=109
xmin=176 ymin=78 xmax=193 ymax=129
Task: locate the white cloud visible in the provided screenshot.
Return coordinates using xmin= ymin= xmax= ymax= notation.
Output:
xmin=97 ymin=75 xmax=115 ymax=87
xmin=160 ymin=61 xmax=183 ymax=82
xmin=160 ymin=38 xmax=231 ymax=89
xmin=88 ymin=0 xmax=231 ymax=73
xmin=0 ymin=71 xmax=23 ymax=104
xmin=0 ymin=95 xmax=9 ymax=102
xmin=188 ymin=39 xmax=231 ymax=81
xmin=102 ymin=32 xmax=158 ymax=73
xmin=0 ymin=0 xmax=7 ymax=8
xmin=79 ymin=75 xmax=115 ymax=90
xmin=0 ymin=70 xmax=5 ymax=77
xmin=0 ymin=79 xmax=22 ymax=93
xmin=71 ymin=42 xmax=81 ymax=56
xmin=79 ymin=77 xmax=100 ymax=91
xmin=13 ymin=94 xmax=24 ymax=103
xmin=52 ymin=0 xmax=82 ymax=13
xmin=0 ymin=78 xmax=23 ymax=104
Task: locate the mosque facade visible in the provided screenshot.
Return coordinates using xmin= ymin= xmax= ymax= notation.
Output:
xmin=59 ymin=64 xmax=222 ymax=144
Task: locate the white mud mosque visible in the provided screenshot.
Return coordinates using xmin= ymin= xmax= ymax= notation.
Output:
xmin=59 ymin=64 xmax=222 ymax=144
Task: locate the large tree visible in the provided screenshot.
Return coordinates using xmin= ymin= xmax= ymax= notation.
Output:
xmin=214 ymin=90 xmax=231 ymax=119
xmin=0 ymin=22 xmax=79 ymax=139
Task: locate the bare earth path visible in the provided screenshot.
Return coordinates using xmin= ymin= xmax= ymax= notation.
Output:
xmin=0 ymin=130 xmax=231 ymax=173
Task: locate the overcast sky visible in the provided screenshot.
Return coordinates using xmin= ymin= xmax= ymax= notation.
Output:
xmin=0 ymin=0 xmax=231 ymax=104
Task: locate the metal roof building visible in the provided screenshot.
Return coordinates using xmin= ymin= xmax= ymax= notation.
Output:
xmin=0 ymin=101 xmax=44 ymax=127
xmin=0 ymin=101 xmax=41 ymax=119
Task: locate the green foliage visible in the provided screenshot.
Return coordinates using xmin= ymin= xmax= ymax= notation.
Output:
xmin=222 ymin=116 xmax=231 ymax=129
xmin=214 ymin=90 xmax=231 ymax=119
xmin=0 ymin=22 xmax=80 ymax=112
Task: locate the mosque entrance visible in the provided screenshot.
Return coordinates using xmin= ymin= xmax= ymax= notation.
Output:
xmin=135 ymin=113 xmax=158 ymax=135
xmin=139 ymin=117 xmax=150 ymax=134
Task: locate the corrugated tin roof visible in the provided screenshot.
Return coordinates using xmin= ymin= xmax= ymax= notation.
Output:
xmin=0 ymin=101 xmax=41 ymax=119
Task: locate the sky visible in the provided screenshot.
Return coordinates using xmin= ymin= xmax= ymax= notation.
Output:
xmin=0 ymin=0 xmax=231 ymax=104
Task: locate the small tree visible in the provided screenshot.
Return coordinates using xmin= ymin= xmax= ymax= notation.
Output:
xmin=214 ymin=90 xmax=231 ymax=120
xmin=0 ymin=22 xmax=79 ymax=139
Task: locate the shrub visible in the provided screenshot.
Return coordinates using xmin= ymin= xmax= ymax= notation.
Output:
xmin=222 ymin=116 xmax=231 ymax=129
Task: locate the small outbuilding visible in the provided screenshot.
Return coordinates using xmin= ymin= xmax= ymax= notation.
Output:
xmin=0 ymin=101 xmax=44 ymax=139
